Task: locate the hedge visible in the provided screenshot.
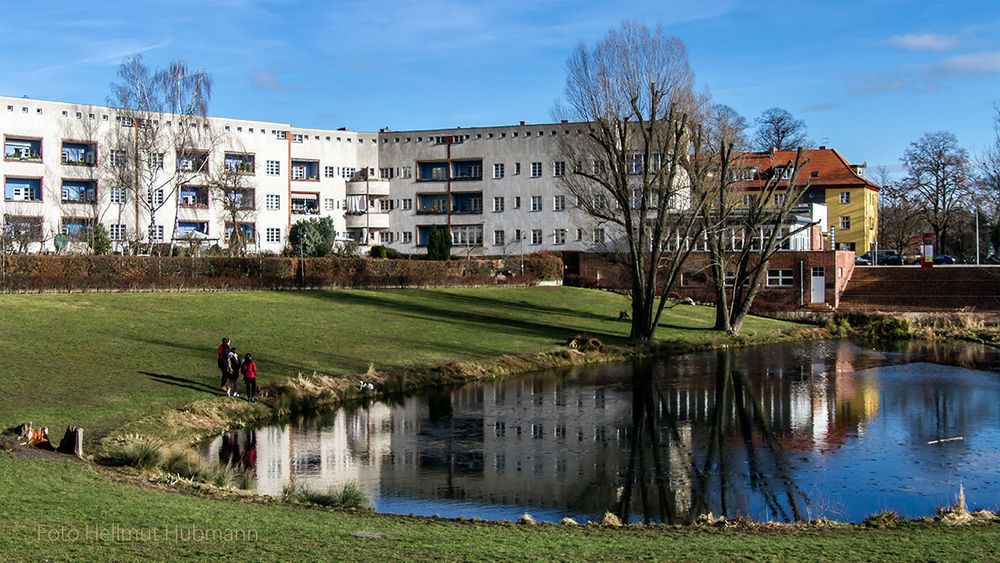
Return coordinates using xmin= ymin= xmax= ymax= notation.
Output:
xmin=0 ymin=255 xmax=557 ymax=292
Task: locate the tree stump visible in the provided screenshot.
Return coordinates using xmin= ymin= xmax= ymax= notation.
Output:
xmin=57 ymin=426 xmax=84 ymax=458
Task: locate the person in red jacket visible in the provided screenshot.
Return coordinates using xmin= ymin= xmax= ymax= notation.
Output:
xmin=241 ymin=353 xmax=258 ymax=402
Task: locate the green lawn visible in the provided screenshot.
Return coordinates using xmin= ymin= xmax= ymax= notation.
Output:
xmin=3 ymin=455 xmax=998 ymax=561
xmin=0 ymin=287 xmax=796 ymax=438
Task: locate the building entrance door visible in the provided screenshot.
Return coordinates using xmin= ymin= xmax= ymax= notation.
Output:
xmin=811 ymin=267 xmax=826 ymax=304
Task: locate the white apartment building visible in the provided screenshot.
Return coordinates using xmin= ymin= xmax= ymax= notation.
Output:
xmin=1 ymin=95 xmax=379 ymax=254
xmin=1 ymin=96 xmax=607 ymax=256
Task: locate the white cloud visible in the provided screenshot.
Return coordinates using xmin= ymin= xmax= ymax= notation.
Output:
xmin=889 ymin=33 xmax=961 ymax=52
xmin=936 ymin=52 xmax=1000 ymax=75
xmin=248 ymin=70 xmax=285 ymax=92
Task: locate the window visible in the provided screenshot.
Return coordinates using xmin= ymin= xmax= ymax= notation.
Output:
xmin=266 ymin=160 xmax=280 ymax=176
xmin=109 ymin=149 xmax=127 ymax=168
xmin=554 ymin=228 xmax=567 ymax=245
xmin=324 ymin=198 xmax=335 ymax=210
xmin=148 ymin=224 xmax=164 ymax=242
xmin=840 ymin=216 xmax=851 ymax=230
xmin=275 ymin=131 xmax=287 ymax=140
xmin=493 ymin=230 xmax=505 ymax=246
xmin=147 ymin=188 xmax=164 ymax=207
xmin=61 ymin=141 xmax=97 ymax=166
xmin=553 ymin=161 xmax=565 ymax=177
xmin=774 ymin=193 xmax=786 ymax=205
xmin=109 ymin=187 xmax=127 ymax=204
xmin=400 ymin=166 xmax=412 ymax=179
xmin=61 ymin=180 xmax=97 ymax=204
xmin=743 ymin=194 xmax=755 ymax=207
xmin=530 ymin=162 xmax=542 ymax=177
xmin=553 ymin=195 xmax=565 ymax=211
xmin=775 ymin=166 xmax=794 ymax=180
xmin=146 ymin=152 xmax=163 ymax=171
xmin=324 ymin=166 xmax=336 ymax=178
xmin=266 ymin=194 xmax=280 ymax=210
xmin=576 ymin=228 xmax=583 ymax=241
xmin=402 ymin=198 xmax=412 ymax=211
xmin=530 ymin=196 xmax=542 ymax=212
xmin=593 ymin=228 xmax=605 ymax=243
xmin=451 ymin=225 xmax=483 ymax=247
xmin=224 ymin=153 xmax=255 ymax=174
xmin=341 ymin=167 xmax=356 ymax=180
xmin=493 ymin=196 xmax=505 ymax=212
xmin=402 ymin=231 xmax=413 ymax=244
xmin=766 ymin=269 xmax=794 ymax=287
xmin=5 ymin=137 xmax=42 ymax=162
xmin=514 ymin=162 xmax=521 ymax=175
xmin=292 ymin=133 xmax=304 ymax=143
xmin=493 ymin=163 xmax=505 ymax=179
xmin=61 ymin=218 xmax=94 ymax=239
xmin=514 ymin=229 xmax=522 ymax=242
xmin=178 ymin=184 xmax=208 ymax=207
xmin=514 ymin=196 xmax=522 ymax=209
xmin=530 ymin=229 xmax=542 ymax=245
xmin=840 ymin=191 xmax=850 ymax=204
xmin=109 ymin=224 xmax=126 ymax=241
xmin=627 ymin=153 xmax=644 ymax=175
xmin=265 ymin=227 xmax=281 ymax=244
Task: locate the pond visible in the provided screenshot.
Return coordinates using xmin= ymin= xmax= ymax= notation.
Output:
xmin=203 ymin=340 xmax=1000 ymax=524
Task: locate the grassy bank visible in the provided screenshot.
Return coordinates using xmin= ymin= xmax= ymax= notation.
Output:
xmin=3 ymin=455 xmax=999 ymax=561
xmin=0 ymin=287 xmax=799 ymax=440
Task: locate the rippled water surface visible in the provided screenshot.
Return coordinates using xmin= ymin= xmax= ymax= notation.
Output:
xmin=204 ymin=340 xmax=1000 ymax=523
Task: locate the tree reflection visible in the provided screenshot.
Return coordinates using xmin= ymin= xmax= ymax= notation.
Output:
xmin=617 ymin=351 xmax=807 ymax=524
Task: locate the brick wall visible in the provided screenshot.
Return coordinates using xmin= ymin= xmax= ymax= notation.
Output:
xmin=574 ymin=251 xmax=855 ymax=311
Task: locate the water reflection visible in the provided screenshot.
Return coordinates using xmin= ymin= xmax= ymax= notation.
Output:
xmin=203 ymin=340 xmax=1000 ymax=523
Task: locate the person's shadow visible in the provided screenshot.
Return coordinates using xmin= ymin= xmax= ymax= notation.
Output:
xmin=138 ymin=371 xmax=220 ymax=394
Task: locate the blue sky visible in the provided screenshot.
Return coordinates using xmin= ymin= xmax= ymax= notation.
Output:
xmin=1 ymin=0 xmax=997 ymax=175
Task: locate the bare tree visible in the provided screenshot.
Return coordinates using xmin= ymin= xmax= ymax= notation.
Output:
xmin=208 ymin=147 xmax=258 ymax=256
xmin=752 ymin=107 xmax=808 ymax=152
xmin=978 ymin=106 xmax=1000 ymax=256
xmin=555 ymin=21 xmax=706 ymax=341
xmin=872 ymin=165 xmax=923 ymax=254
xmin=900 ymin=131 xmax=974 ymax=254
xmin=696 ymin=104 xmax=815 ymax=333
xmin=105 ymin=55 xmax=216 ymax=254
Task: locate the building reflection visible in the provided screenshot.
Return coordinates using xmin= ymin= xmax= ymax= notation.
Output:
xmin=204 ymin=341 xmax=959 ymax=522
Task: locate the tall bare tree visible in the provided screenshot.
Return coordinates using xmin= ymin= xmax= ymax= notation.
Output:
xmin=978 ymin=106 xmax=1000 ymax=256
xmin=696 ymin=105 xmax=815 ymax=333
xmin=872 ymin=165 xmax=923 ymax=254
xmin=105 ymin=55 xmax=216 ymax=254
xmin=900 ymin=131 xmax=973 ymax=254
xmin=208 ymin=147 xmax=258 ymax=256
xmin=752 ymin=107 xmax=808 ymax=152
xmin=555 ymin=21 xmax=706 ymax=341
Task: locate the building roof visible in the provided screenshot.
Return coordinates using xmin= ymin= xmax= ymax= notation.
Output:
xmin=735 ymin=147 xmax=880 ymax=191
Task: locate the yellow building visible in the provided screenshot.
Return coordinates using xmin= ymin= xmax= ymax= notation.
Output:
xmin=736 ymin=147 xmax=880 ymax=254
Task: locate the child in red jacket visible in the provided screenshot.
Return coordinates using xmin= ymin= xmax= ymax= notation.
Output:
xmin=241 ymin=353 xmax=258 ymax=402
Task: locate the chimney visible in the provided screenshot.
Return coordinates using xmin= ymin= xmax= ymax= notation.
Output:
xmin=819 ymin=145 xmax=827 ymax=150
xmin=519 ymin=120 xmax=529 ymax=126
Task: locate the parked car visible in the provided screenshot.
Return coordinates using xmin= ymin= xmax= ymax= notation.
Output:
xmin=859 ymin=250 xmax=903 ymax=265
xmin=933 ymin=254 xmax=957 ymax=265
xmin=854 ymin=255 xmax=872 ymax=265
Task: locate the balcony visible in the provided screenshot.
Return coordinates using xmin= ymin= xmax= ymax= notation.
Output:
xmin=346 ymin=212 xmax=390 ymax=229
xmin=451 ymin=159 xmax=483 ymax=181
xmin=291 ymin=193 xmax=320 ymax=215
xmin=177 ymin=150 xmax=210 ymax=174
xmin=5 ymin=137 xmax=42 ymax=163
xmin=291 ymin=160 xmax=320 ymax=181
xmin=61 ymin=141 xmax=97 ymax=166
xmin=61 ymin=218 xmax=95 ymax=240
xmin=346 ymin=179 xmax=390 ymax=196
xmin=178 ymin=185 xmax=209 ymax=208
xmin=416 ymin=193 xmax=448 ymax=214
xmin=224 ymin=153 xmax=255 ymax=175
xmin=417 ymin=162 xmax=448 ymax=182
xmin=61 ymin=180 xmax=97 ymax=204
xmin=4 ymin=177 xmax=42 ymax=202
xmin=451 ymin=192 xmax=483 ymax=214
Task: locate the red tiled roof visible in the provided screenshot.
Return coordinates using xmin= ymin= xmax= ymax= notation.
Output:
xmin=734 ymin=148 xmax=880 ymax=191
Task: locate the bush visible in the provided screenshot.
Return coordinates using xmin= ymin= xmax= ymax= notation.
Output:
xmin=368 ymin=245 xmax=403 ymax=259
xmin=288 ymin=217 xmax=336 ymax=257
xmin=427 ymin=226 xmax=451 ymax=260
xmin=282 ymin=482 xmax=371 ymax=510
xmin=105 ymin=439 xmax=164 ymax=469
xmin=90 ymin=224 xmax=112 ymax=255
xmin=521 ymin=251 xmax=564 ymax=280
